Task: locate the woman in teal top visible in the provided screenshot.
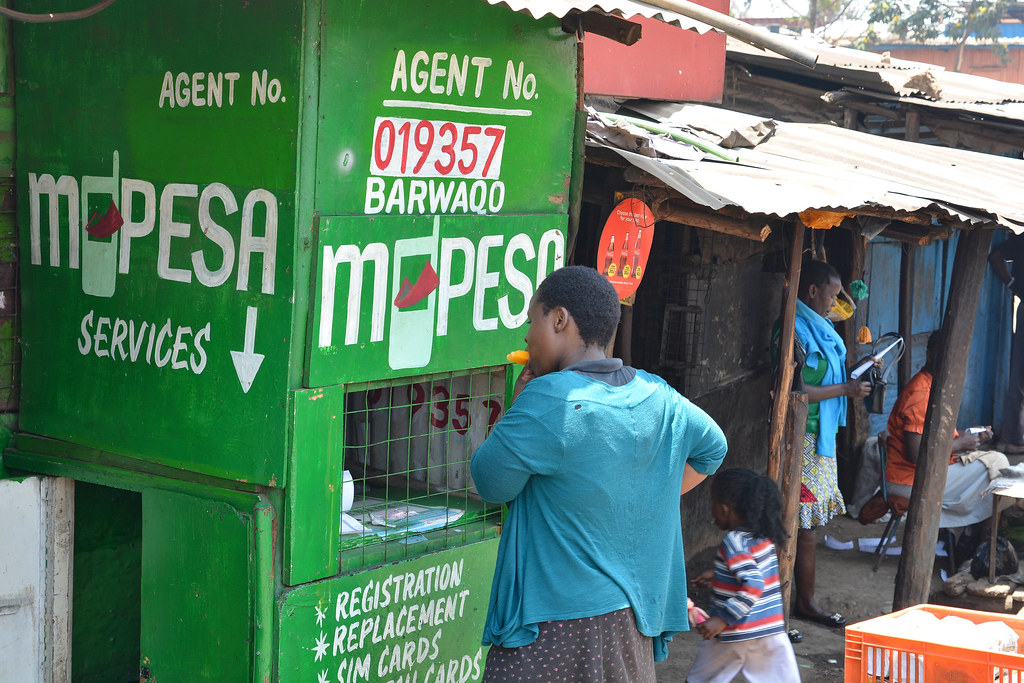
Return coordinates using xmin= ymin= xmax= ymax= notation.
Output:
xmin=471 ymin=266 xmax=727 ymax=682
xmin=784 ymin=260 xmax=872 ymax=631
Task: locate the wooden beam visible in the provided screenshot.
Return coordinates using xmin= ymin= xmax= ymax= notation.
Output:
xmin=657 ymin=204 xmax=769 ymax=242
xmin=893 ymin=227 xmax=995 ymax=610
xmin=882 ymin=224 xmax=942 ymax=246
xmin=905 ymin=108 xmax=921 ymax=143
xmin=767 ymin=221 xmax=806 ymax=481
xmin=778 ymin=392 xmax=808 ymax=627
xmin=834 ymin=99 xmax=902 ymax=121
xmin=731 ymin=68 xmax=840 ymax=105
xmin=898 ymin=245 xmax=916 ymax=392
xmin=851 ymin=206 xmax=938 ymax=227
xmin=927 ymin=118 xmax=1024 ymax=156
xmin=562 ymin=11 xmax=642 ymax=46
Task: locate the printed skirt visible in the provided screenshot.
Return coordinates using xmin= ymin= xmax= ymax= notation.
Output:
xmin=799 ymin=433 xmax=847 ymax=529
xmin=482 ymin=607 xmax=655 ymax=683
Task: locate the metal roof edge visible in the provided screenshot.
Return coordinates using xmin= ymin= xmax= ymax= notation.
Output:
xmin=480 ymin=0 xmax=819 ymax=67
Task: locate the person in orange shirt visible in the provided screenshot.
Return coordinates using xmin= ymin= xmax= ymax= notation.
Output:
xmin=885 ymin=332 xmax=995 ymax=529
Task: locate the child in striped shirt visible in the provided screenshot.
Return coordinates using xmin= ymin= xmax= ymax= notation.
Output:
xmin=687 ymin=467 xmax=800 ymax=682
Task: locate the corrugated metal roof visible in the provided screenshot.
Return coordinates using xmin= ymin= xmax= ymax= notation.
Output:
xmin=481 ymin=0 xmax=715 ymax=33
xmin=587 ymin=103 xmax=1024 ymax=234
xmin=728 ymin=37 xmax=1024 ymax=106
xmin=482 ymin=0 xmax=820 ymax=67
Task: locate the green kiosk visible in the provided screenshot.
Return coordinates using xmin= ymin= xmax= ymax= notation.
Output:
xmin=3 ymin=1 xmax=574 ymax=680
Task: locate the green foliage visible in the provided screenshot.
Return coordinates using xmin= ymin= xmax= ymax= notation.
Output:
xmin=855 ymin=26 xmax=882 ymax=49
xmin=866 ymin=0 xmax=1010 ymax=44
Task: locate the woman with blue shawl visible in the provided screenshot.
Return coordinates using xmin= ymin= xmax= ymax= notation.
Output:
xmin=775 ymin=260 xmax=873 ymax=633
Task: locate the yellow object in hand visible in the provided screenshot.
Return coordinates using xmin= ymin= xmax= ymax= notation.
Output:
xmin=507 ymin=350 xmax=529 ymax=365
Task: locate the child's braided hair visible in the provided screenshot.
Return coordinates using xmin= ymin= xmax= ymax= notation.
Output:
xmin=712 ymin=467 xmax=788 ymax=546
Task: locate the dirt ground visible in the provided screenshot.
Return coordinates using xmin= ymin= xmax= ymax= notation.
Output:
xmin=653 ymin=513 xmax=957 ymax=682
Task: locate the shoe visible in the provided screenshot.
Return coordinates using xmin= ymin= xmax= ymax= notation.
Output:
xmin=793 ymin=610 xmax=847 ymax=628
xmin=996 ymin=441 xmax=1024 ymax=455
xmin=787 ymin=628 xmax=804 ymax=643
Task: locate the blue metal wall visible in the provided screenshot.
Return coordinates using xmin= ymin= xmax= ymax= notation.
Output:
xmin=856 ymin=233 xmax=1013 ymax=438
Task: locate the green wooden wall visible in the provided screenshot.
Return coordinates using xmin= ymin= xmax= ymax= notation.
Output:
xmin=8 ymin=0 xmax=579 ymax=680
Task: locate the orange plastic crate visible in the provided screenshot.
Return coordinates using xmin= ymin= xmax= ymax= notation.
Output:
xmin=845 ymin=604 xmax=1024 ymax=682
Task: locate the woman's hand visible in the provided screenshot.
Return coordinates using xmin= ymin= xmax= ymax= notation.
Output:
xmin=952 ymin=427 xmax=991 ymax=453
xmin=843 ymin=378 xmax=872 ymax=398
xmin=690 ymin=570 xmax=714 ymax=590
xmin=696 ymin=615 xmax=727 ymax=639
xmin=511 ymin=363 xmax=537 ymax=402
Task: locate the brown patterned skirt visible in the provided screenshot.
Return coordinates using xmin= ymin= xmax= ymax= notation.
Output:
xmin=482 ymin=607 xmax=655 ymax=683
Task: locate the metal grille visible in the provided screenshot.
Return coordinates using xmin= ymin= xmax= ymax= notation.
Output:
xmin=338 ymin=368 xmax=506 ymax=571
xmin=658 ymin=228 xmax=716 ymax=394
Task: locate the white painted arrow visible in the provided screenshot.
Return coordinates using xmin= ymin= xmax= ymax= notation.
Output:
xmin=230 ymin=306 xmax=265 ymax=394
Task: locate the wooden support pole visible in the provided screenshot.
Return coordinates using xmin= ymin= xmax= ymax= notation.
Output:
xmin=778 ymin=391 xmax=808 ymax=624
xmin=905 ymin=108 xmax=921 ymax=143
xmin=840 ymin=232 xmax=868 ymax=492
xmin=767 ymin=222 xmax=806 ymax=481
xmin=893 ymin=228 xmax=994 ymax=610
xmin=899 ymin=245 xmax=917 ymax=392
xmin=842 ymin=108 xmax=858 ymax=130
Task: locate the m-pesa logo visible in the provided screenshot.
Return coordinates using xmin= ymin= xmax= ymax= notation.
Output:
xmin=28 ymin=150 xmax=280 ymax=298
xmin=317 ymin=215 xmax=564 ymax=371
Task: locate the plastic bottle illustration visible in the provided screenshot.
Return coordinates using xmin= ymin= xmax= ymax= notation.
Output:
xmin=389 ymin=215 xmax=440 ymax=370
xmin=632 ymin=230 xmax=643 ymax=278
xmin=80 ymin=151 xmax=121 ymax=298
xmin=603 ymin=235 xmax=615 ymax=275
xmin=618 ymin=231 xmax=629 ymax=275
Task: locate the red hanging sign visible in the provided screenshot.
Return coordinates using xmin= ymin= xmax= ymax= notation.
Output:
xmin=597 ymin=198 xmax=655 ymax=302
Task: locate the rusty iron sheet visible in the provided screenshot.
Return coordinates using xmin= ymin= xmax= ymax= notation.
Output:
xmin=587 ymin=105 xmax=1024 ymax=232
xmin=728 ymin=37 xmax=1024 ymax=106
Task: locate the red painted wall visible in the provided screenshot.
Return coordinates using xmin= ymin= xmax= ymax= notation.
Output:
xmin=583 ymin=8 xmax=727 ymax=102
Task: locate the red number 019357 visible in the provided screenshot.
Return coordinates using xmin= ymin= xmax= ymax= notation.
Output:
xmin=371 ymin=116 xmax=506 ymax=180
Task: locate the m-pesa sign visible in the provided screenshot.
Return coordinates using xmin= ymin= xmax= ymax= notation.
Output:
xmin=309 ymin=214 xmax=565 ymax=385
xmin=27 ymin=150 xmax=280 ymax=391
xmin=14 ymin=0 xmax=301 ymax=485
xmin=18 ymin=148 xmax=295 ymax=484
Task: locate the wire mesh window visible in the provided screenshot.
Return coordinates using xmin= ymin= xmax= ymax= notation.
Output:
xmin=338 ymin=367 xmax=507 ymax=571
xmin=657 ymin=230 xmax=716 ymax=394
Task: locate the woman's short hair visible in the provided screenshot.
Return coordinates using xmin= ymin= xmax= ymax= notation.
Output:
xmin=534 ymin=266 xmax=621 ymax=348
xmin=798 ymin=259 xmax=841 ymax=298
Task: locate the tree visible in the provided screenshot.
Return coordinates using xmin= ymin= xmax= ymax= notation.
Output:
xmin=732 ymin=0 xmax=870 ymax=34
xmin=866 ymin=0 xmax=1010 ymax=71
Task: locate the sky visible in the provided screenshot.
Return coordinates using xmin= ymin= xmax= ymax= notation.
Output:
xmin=731 ymin=0 xmax=873 ymax=42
